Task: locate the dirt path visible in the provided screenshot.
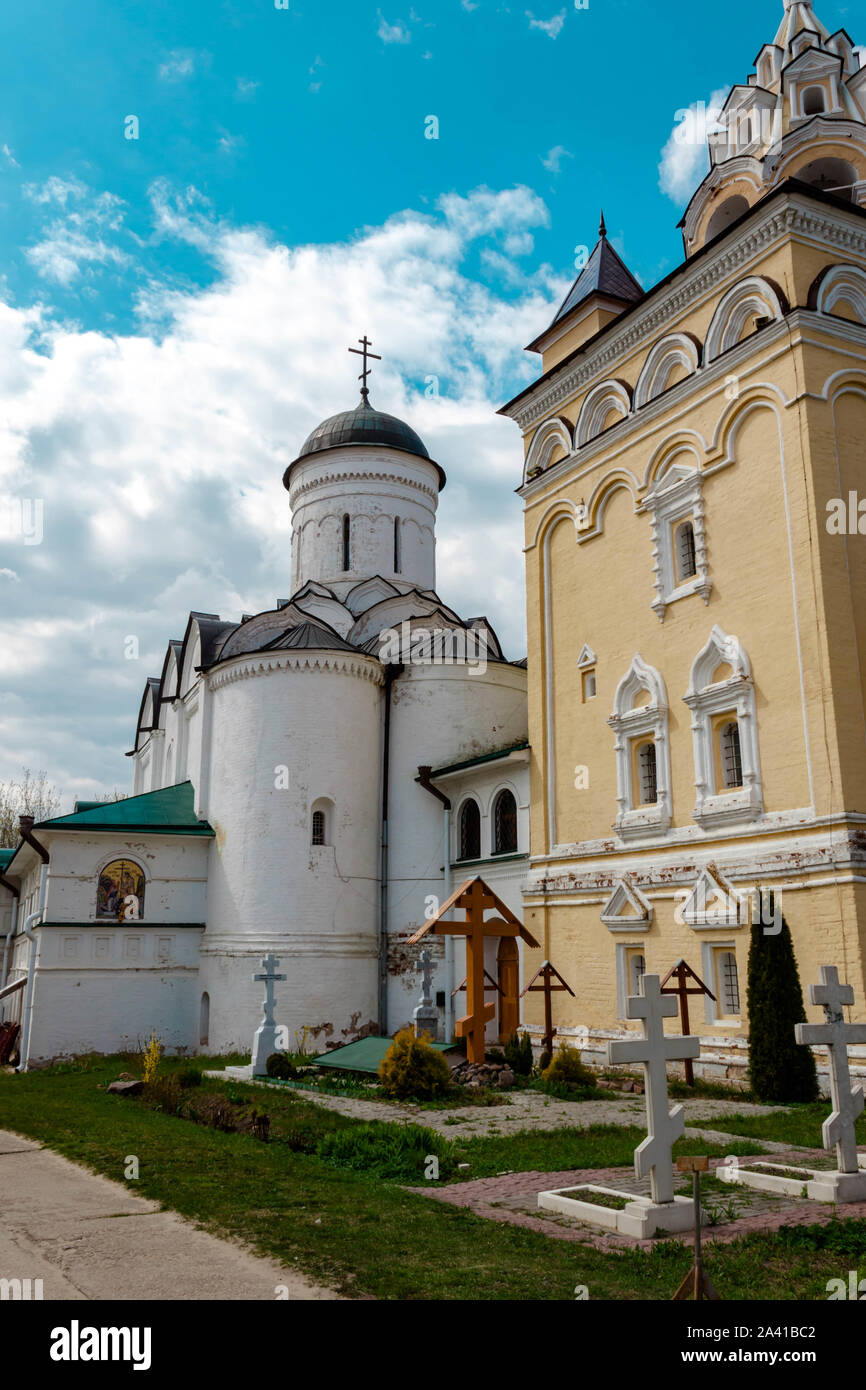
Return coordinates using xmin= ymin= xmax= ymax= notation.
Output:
xmin=0 ymin=1128 xmax=340 ymax=1301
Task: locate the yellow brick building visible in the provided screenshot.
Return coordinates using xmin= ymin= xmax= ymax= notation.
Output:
xmin=501 ymin=0 xmax=866 ymax=1076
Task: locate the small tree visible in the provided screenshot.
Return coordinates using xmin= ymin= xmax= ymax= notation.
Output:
xmin=0 ymin=769 xmax=61 ymax=847
xmin=378 ymin=1029 xmax=452 ymax=1100
xmin=746 ymin=896 xmax=818 ymax=1103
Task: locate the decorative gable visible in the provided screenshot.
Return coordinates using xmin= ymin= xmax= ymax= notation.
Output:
xmin=601 ymin=876 xmax=653 ymax=931
xmin=677 ymin=864 xmax=743 ymax=930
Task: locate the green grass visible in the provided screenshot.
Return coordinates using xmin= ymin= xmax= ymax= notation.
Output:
xmin=1 ymin=1057 xmax=862 ymax=1301
xmin=449 ymin=1125 xmax=764 ymax=1180
xmin=700 ymin=1103 xmax=866 ymax=1150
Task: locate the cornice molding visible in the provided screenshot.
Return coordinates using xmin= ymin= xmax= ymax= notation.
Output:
xmin=290 ymin=468 xmax=439 ymax=503
xmin=508 ymin=197 xmax=866 ymax=436
xmin=207 ymin=650 xmax=384 ymax=692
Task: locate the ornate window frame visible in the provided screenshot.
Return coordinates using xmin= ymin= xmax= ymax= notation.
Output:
xmin=684 ymin=627 xmax=763 ymax=828
xmin=645 ymin=464 xmax=712 ymax=620
xmin=608 ymin=655 xmax=672 ymax=840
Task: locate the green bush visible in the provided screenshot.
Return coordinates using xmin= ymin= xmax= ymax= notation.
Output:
xmin=316 ymin=1122 xmax=451 ymax=1181
xmin=504 ymin=1030 xmax=534 ymax=1077
xmin=177 ymin=1067 xmax=203 ymax=1089
xmin=377 ymin=1029 xmax=452 ymax=1100
xmin=746 ymin=895 xmax=819 ymax=1103
xmin=142 ymin=1075 xmax=183 ymax=1114
xmin=541 ymin=1044 xmax=596 ymax=1091
xmin=266 ymin=1052 xmax=297 ymax=1080
xmin=539 ymin=1049 xmax=552 ymax=1073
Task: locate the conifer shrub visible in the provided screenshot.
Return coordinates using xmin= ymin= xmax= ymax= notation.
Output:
xmin=746 ymin=898 xmax=819 ymax=1103
xmin=503 ymin=1030 xmax=535 ymax=1076
xmin=541 ymin=1043 xmax=597 ymax=1091
xmin=266 ymin=1052 xmax=297 ymax=1081
xmin=377 ymin=1029 xmax=452 ymax=1100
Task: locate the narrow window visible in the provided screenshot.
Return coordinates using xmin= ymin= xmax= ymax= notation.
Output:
xmin=714 ymin=948 xmax=741 ymax=1016
xmin=637 ymin=742 xmax=657 ymax=806
xmin=720 ymin=720 xmax=743 ymax=789
xmin=459 ymin=799 xmax=481 ymax=861
xmin=342 ymin=514 xmax=351 ymax=571
xmin=628 ymin=949 xmax=646 ymax=996
xmin=393 ymin=517 xmax=401 ymax=574
xmin=311 ymin=810 xmax=326 ymax=846
xmin=199 ymin=992 xmax=210 ymax=1048
xmin=493 ymin=790 xmax=518 ymax=855
xmin=582 ymin=669 xmax=596 ymax=701
xmin=676 ymin=520 xmax=697 ymax=581
xmin=802 ymin=86 xmax=826 ymax=116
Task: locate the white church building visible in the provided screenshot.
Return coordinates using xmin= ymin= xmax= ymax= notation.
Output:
xmin=0 ymin=372 xmax=530 ymax=1066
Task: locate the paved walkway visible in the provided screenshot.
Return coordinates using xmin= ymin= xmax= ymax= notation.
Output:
xmin=242 ymin=1077 xmax=783 ymax=1137
xmin=407 ymin=1150 xmax=866 ymax=1253
xmin=0 ymin=1129 xmax=340 ymax=1301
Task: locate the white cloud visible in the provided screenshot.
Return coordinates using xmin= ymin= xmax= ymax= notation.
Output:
xmin=2 ymin=144 xmax=19 ymax=169
xmin=526 ymin=9 xmax=566 ymax=38
xmin=658 ymin=89 xmax=729 ymax=202
xmin=541 ymin=145 xmax=572 ymax=173
xmin=377 ymin=11 xmax=411 ymax=42
xmin=159 ymin=51 xmax=196 ymax=81
xmin=0 ymin=568 xmax=19 ymax=582
xmin=0 ymin=180 xmax=563 ymax=800
xmin=24 ymin=182 xmax=129 ymax=285
xmin=235 ymin=77 xmax=260 ymax=99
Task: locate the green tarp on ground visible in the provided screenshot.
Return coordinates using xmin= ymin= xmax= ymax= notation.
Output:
xmin=314 ymin=1035 xmax=458 ymax=1074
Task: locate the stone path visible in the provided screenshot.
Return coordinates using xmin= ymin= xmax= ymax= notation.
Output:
xmin=0 ymin=1129 xmax=340 ymax=1301
xmin=407 ymin=1151 xmax=866 ymax=1253
xmin=241 ymin=1076 xmax=783 ymax=1138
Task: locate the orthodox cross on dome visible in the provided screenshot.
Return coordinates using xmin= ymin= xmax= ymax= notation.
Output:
xmin=348 ymin=334 xmax=381 ymax=401
xmin=796 ymin=965 xmax=866 ymax=1174
xmin=607 ymin=974 xmax=700 ymax=1204
xmin=408 ymin=876 xmax=539 ymax=1063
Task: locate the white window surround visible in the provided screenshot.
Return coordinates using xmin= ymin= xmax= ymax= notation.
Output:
xmin=615 ymin=942 xmax=647 ymax=1020
xmin=575 ymin=379 xmax=631 ymax=448
xmin=645 ymin=464 xmax=712 ymax=620
xmin=601 ymin=876 xmax=653 ymax=932
xmin=701 ymin=939 xmax=742 ymax=1025
xmin=684 ymin=626 xmax=763 ymax=828
xmin=608 ymin=655 xmax=672 ymax=840
xmin=813 ymin=263 xmax=866 ymax=323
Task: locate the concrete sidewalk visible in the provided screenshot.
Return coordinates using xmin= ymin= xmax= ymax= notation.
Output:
xmin=0 ymin=1129 xmax=341 ymax=1301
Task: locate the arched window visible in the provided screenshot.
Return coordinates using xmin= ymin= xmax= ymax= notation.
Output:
xmin=393 ymin=517 xmax=401 ymax=573
xmin=458 ymin=799 xmax=481 ymax=861
xmin=675 ymin=520 xmax=697 ymax=581
xmin=199 ymin=992 xmax=210 ymax=1048
xmin=637 ymin=741 xmax=657 ymax=805
xmin=342 ymin=514 xmax=351 ymax=571
xmin=802 ymin=85 xmax=826 ymax=116
xmin=97 ymin=859 xmax=145 ymax=921
xmin=719 ymin=720 xmax=743 ymax=789
xmin=311 ymin=797 xmax=333 ymax=847
xmin=493 ymin=790 xmax=518 ymax=855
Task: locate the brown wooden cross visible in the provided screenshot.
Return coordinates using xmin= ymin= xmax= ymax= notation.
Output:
xmin=520 ymin=960 xmax=575 ymax=1054
xmin=408 ymin=877 xmax=539 ymax=1063
xmin=659 ymin=959 xmax=715 ymax=1088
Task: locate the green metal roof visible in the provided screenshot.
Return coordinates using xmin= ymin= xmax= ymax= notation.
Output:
xmin=428 ymin=740 xmax=529 ymax=779
xmin=0 ymin=849 xmax=14 ymax=869
xmin=315 ymin=1035 xmax=457 ymax=1074
xmin=35 ymin=781 xmax=214 ymax=836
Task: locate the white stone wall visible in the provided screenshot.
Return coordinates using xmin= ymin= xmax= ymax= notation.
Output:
xmin=199 ymin=649 xmax=384 ymax=1054
xmin=288 ymin=445 xmax=440 ymax=592
xmin=384 ymin=661 xmax=529 ymax=1036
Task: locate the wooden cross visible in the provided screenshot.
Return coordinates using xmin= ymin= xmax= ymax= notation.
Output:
xmin=660 ymin=959 xmax=715 ymax=1088
xmin=520 ymin=960 xmax=575 ymax=1054
xmin=348 ymin=335 xmax=381 ymax=399
xmin=607 ymin=974 xmax=700 ymax=1204
xmin=795 ymin=965 xmax=866 ymax=1174
xmin=451 ymin=970 xmax=502 ymax=998
xmin=408 ymin=877 xmax=539 ymax=1063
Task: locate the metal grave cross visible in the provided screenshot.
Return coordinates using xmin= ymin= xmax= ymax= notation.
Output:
xmin=795 ymin=965 xmax=866 ymax=1173
xmin=251 ymin=953 xmax=287 ymax=1075
xmin=607 ymin=973 xmax=700 ymax=1204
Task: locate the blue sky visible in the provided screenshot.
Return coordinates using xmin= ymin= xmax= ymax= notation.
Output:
xmin=0 ymin=0 xmax=859 ymax=803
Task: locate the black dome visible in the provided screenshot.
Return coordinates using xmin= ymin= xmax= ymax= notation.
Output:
xmin=283 ymin=395 xmax=445 ymax=490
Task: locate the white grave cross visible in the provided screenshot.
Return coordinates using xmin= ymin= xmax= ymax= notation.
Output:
xmin=607 ymin=974 xmax=700 ymax=1204
xmin=796 ymin=965 xmax=866 ymax=1173
xmin=416 ymin=948 xmax=435 ymax=1007
xmin=251 ymin=953 xmax=287 ymax=1076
